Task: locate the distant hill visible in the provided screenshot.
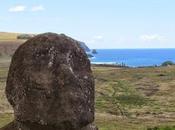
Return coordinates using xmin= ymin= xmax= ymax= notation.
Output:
xmin=17 ymin=34 xmax=35 ymax=40
xmin=0 ymin=32 xmax=20 ymax=40
xmin=0 ymin=32 xmax=91 ymax=56
xmin=0 ymin=32 xmax=24 ymax=56
xmin=78 ymin=41 xmax=91 ymax=52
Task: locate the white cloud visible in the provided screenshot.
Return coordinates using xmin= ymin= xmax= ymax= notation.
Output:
xmin=87 ymin=35 xmax=104 ymax=44
xmin=140 ymin=34 xmax=166 ymax=42
xmin=9 ymin=5 xmax=26 ymax=12
xmin=85 ymin=35 xmax=104 ymax=48
xmin=93 ymin=35 xmax=103 ymax=40
xmin=31 ymin=5 xmax=44 ymax=12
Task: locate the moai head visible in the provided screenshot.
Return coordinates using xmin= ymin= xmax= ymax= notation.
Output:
xmin=6 ymin=33 xmax=94 ymax=129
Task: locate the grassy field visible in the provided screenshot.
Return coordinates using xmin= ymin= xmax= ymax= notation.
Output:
xmin=0 ymin=56 xmax=175 ymax=130
xmin=0 ymin=32 xmax=25 ymax=56
xmin=0 ymin=32 xmax=20 ymax=41
xmin=93 ymin=66 xmax=175 ymax=130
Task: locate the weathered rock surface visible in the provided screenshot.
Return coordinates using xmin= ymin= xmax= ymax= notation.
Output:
xmin=1 ymin=33 xmax=97 ymax=130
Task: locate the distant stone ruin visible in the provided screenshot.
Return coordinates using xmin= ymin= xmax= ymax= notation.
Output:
xmin=1 ymin=33 xmax=97 ymax=130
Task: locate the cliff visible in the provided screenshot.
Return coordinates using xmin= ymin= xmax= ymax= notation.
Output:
xmin=78 ymin=41 xmax=91 ymax=52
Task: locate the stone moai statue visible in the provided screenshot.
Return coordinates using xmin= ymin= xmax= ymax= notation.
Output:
xmin=1 ymin=33 xmax=97 ymax=130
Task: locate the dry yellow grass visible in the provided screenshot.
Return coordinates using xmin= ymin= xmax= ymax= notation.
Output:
xmin=0 ymin=32 xmax=21 ymax=40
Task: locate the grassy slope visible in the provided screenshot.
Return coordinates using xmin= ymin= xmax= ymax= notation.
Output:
xmin=0 ymin=32 xmax=25 ymax=56
xmin=0 ymin=32 xmax=20 ymax=41
xmin=93 ymin=66 xmax=175 ymax=130
xmin=0 ymin=32 xmax=26 ymax=45
xmin=0 ymin=32 xmax=20 ymax=126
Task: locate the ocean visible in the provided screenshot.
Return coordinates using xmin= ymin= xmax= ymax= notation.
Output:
xmin=90 ymin=49 xmax=175 ymax=67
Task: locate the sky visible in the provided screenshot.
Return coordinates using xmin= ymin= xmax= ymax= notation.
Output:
xmin=1 ymin=0 xmax=175 ymax=49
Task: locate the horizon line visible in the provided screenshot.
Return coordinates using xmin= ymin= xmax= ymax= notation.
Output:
xmin=92 ymin=48 xmax=175 ymax=49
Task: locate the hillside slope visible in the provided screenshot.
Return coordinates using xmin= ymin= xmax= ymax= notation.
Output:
xmin=0 ymin=32 xmax=91 ymax=56
xmin=0 ymin=32 xmax=21 ymax=40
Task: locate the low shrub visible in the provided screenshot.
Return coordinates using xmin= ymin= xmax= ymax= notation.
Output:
xmin=161 ymin=61 xmax=174 ymax=66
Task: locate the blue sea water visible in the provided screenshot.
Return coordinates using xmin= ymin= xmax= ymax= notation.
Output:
xmin=90 ymin=49 xmax=175 ymax=67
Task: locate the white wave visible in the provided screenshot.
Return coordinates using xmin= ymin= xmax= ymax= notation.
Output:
xmin=91 ymin=62 xmax=117 ymax=65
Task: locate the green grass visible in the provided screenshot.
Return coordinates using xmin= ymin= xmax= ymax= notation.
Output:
xmin=96 ymin=80 xmax=149 ymax=117
xmin=93 ymin=66 xmax=175 ymax=129
xmin=147 ymin=126 xmax=175 ymax=130
xmin=0 ymin=114 xmax=13 ymax=127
